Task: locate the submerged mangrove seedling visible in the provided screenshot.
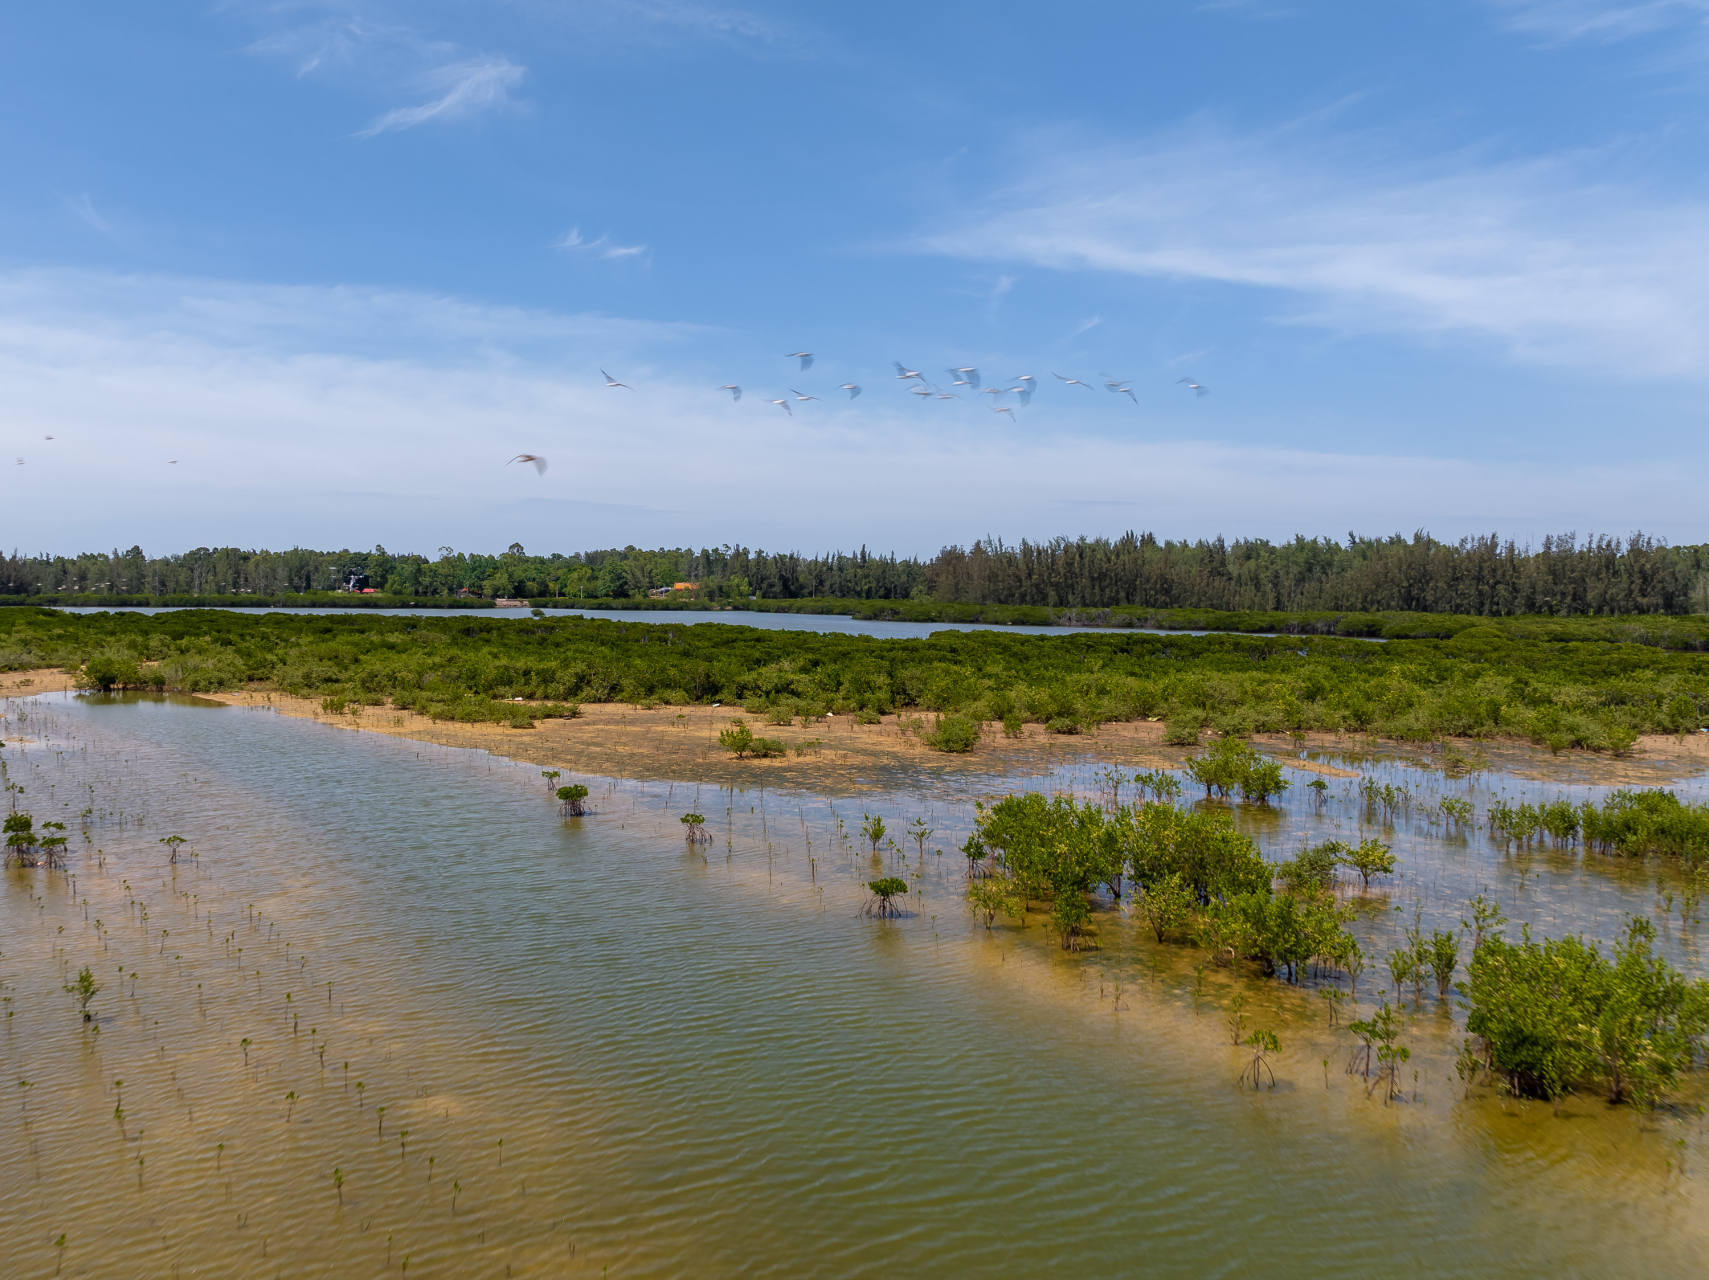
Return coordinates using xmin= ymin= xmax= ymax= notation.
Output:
xmin=333 ymin=1167 xmax=343 ymax=1206
xmin=377 ymin=1105 xmax=386 ymax=1136
xmin=860 ymin=813 xmax=886 ymax=855
xmin=158 ymin=835 xmax=186 ymax=864
xmin=65 ymin=966 xmax=100 ymax=1022
xmin=240 ymin=1038 xmax=251 ymax=1066
xmin=1349 ymin=1001 xmax=1409 ymax=1102
xmin=355 ymin=1081 xmax=364 ymax=1106
xmin=400 ymin=1128 xmax=409 ymax=1159
xmin=1427 ymin=928 xmax=1461 ymax=998
xmin=1318 ymin=986 xmax=1346 ymax=1028
xmin=1386 ymin=947 xmax=1418 ymax=1006
xmin=54 ymin=1234 xmax=65 ymax=1277
xmin=961 ymin=833 xmax=987 ymax=875
xmin=863 ymin=877 xmax=908 ymax=918
xmin=498 ymin=1137 xmax=504 ymax=1168
xmin=1225 ymin=994 xmax=1247 ymax=1046
xmin=285 ymin=1091 xmax=298 ymax=1122
xmin=1238 ymin=1029 xmax=1281 ymax=1091
xmin=680 ymin=813 xmax=708 ymax=845
xmin=1338 ymin=838 xmax=1396 ymax=890
xmin=451 ymin=1181 xmax=460 ymax=1214
xmin=907 ymin=817 xmax=933 ymax=858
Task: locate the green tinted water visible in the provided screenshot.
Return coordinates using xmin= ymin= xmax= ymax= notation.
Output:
xmin=1 ymin=695 xmax=1705 ymax=1277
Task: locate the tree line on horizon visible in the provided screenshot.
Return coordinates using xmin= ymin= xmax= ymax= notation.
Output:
xmin=2 ymin=530 xmax=1705 ymax=616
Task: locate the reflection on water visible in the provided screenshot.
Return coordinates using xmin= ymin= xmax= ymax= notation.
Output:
xmin=44 ymin=603 xmax=1275 ymax=641
xmin=0 ymin=693 xmax=1706 ymax=1277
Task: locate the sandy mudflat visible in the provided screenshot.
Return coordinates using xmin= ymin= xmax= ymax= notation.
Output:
xmin=4 ymin=667 xmax=1706 ymax=790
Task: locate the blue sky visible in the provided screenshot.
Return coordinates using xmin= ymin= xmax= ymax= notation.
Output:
xmin=3 ymin=0 xmax=1707 ymax=557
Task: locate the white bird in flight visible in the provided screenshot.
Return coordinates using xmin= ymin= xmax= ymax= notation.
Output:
xmin=1102 ymin=374 xmax=1139 ymax=404
xmin=894 ymin=362 xmax=925 ymax=383
xmin=1177 ymin=377 xmax=1209 ymax=396
xmin=601 ymin=369 xmax=632 ymax=389
xmin=992 ymin=404 xmax=1016 ymax=421
xmin=765 ymin=397 xmax=793 ymax=415
xmin=1010 ymin=375 xmax=1035 ymax=406
xmin=1008 ymin=385 xmax=1033 ymax=406
xmin=950 ymin=366 xmax=980 ymax=385
xmin=720 ymin=384 xmax=742 ymax=401
xmin=838 ymin=383 xmax=862 ymax=399
xmin=790 ymin=388 xmax=821 ymax=403
xmin=786 ymin=352 xmax=814 ymax=371
xmin=1053 ymin=373 xmax=1095 ymax=390
xmin=508 ymin=454 xmax=548 ymax=475
xmin=909 ymin=385 xmax=933 ymax=398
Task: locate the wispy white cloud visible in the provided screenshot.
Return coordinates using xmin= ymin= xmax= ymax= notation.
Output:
xmin=356 ymin=56 xmax=525 ymax=136
xmin=607 ymin=0 xmax=818 ymax=57
xmin=552 ymin=229 xmax=649 ymax=260
xmin=920 ymin=124 xmax=1709 ymax=379
xmin=3 ymin=268 xmax=1699 ymax=556
xmin=1489 ymin=0 xmax=1709 ymax=40
xmin=64 ymin=194 xmax=115 ymax=238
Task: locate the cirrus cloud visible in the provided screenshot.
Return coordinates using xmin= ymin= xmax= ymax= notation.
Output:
xmin=918 ymin=123 xmax=1709 ymax=380
xmin=356 ymin=56 xmax=525 ymax=137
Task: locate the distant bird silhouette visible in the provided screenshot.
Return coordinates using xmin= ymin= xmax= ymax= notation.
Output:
xmin=508 ymin=454 xmax=548 ymax=475
xmin=13 ymin=457 xmax=21 ymax=465
xmin=765 ymin=397 xmax=793 ymax=416
xmin=1053 ymin=373 xmax=1095 ymax=390
xmin=786 ymin=352 xmax=814 ymax=371
xmin=720 ymin=384 xmax=742 ymax=402
xmin=894 ymin=362 xmax=925 ymax=383
xmin=1176 ymin=377 xmax=1209 ymax=397
xmin=166 ymin=460 xmax=177 ymax=465
xmin=43 ymin=435 xmax=53 ymax=440
xmin=601 ymin=369 xmax=632 ymax=389
xmin=790 ymin=389 xmax=821 ymax=403
xmin=838 ymin=383 xmax=862 ymax=400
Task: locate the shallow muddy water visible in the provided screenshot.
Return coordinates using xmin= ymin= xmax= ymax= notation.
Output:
xmin=1 ymin=694 xmax=1707 ymax=1277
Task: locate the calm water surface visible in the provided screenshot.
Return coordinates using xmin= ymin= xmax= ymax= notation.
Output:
xmin=44 ymin=604 xmax=1278 ymax=640
xmin=0 ymin=694 xmax=1704 ymax=1277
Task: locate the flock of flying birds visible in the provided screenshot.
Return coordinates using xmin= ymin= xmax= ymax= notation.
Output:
xmin=506 ymin=354 xmax=1210 ymax=475
xmin=12 ymin=351 xmax=1207 ymax=475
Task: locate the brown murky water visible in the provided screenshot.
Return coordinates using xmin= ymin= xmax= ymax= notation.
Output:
xmin=2 ymin=692 xmax=1707 ymax=1278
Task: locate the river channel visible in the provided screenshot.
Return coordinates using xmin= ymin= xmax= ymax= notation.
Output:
xmin=1 ymin=692 xmax=1705 ymax=1277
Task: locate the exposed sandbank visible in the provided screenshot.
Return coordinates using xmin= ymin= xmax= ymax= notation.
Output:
xmin=5 ymin=668 xmax=1705 ymax=790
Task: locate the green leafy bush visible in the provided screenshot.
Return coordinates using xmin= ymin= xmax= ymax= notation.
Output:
xmin=925 ymin=714 xmax=980 ymax=753
xmin=1463 ymin=914 xmax=1709 ymax=1107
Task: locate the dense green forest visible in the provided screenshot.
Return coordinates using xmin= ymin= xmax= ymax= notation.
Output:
xmin=2 ymin=607 xmax=1705 ymax=749
xmin=6 ymin=530 xmax=1706 ymax=615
